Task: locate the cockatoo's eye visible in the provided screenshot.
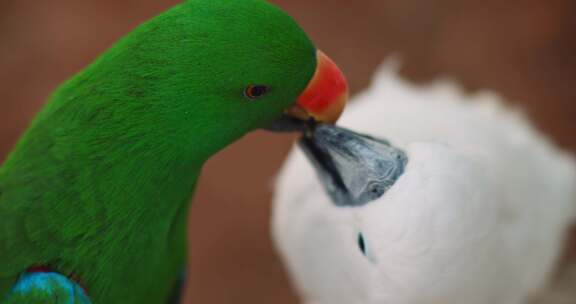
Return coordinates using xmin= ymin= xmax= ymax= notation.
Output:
xmin=244 ymin=85 xmax=270 ymax=99
xmin=357 ymin=233 xmax=367 ymax=256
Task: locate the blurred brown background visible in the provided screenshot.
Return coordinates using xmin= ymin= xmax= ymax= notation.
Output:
xmin=1 ymin=0 xmax=575 ymax=303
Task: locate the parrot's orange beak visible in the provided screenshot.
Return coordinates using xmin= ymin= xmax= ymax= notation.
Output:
xmin=286 ymin=50 xmax=348 ymax=124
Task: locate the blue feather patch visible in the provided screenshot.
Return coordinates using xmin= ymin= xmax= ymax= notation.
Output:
xmin=6 ymin=272 xmax=91 ymax=304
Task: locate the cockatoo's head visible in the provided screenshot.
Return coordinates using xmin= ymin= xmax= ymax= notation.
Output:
xmin=273 ymin=126 xmax=499 ymax=304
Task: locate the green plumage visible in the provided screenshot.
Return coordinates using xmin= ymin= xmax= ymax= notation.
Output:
xmin=0 ymin=0 xmax=316 ymax=302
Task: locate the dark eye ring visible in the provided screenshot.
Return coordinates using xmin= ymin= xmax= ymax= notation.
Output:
xmin=244 ymin=85 xmax=270 ymax=100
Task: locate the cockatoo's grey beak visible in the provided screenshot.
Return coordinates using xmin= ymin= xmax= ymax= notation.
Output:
xmin=299 ymin=124 xmax=408 ymax=207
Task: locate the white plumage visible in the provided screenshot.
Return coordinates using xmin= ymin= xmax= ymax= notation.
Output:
xmin=272 ymin=60 xmax=576 ymax=304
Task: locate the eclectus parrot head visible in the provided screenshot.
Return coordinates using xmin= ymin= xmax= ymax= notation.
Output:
xmin=51 ymin=0 xmax=348 ymax=162
xmin=117 ymin=0 xmax=348 ymax=157
xmin=164 ymin=0 xmax=349 ymax=147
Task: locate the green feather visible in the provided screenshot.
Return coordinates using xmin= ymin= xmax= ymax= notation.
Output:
xmin=0 ymin=0 xmax=316 ymax=302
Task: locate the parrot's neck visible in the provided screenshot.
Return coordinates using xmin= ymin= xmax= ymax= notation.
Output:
xmin=89 ymin=149 xmax=203 ymax=237
xmin=97 ymin=151 xmax=202 ymax=235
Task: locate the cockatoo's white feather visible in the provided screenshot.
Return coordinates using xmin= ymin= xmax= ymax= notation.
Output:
xmin=272 ymin=59 xmax=576 ymax=304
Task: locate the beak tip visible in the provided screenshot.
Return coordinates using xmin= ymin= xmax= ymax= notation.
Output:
xmin=310 ymin=93 xmax=347 ymax=124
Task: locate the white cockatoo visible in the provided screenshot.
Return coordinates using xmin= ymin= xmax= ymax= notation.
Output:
xmin=272 ymin=60 xmax=576 ymax=304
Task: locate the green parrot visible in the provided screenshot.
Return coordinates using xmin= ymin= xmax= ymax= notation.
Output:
xmin=0 ymin=0 xmax=349 ymax=303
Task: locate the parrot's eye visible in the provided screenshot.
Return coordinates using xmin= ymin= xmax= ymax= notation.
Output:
xmin=357 ymin=233 xmax=367 ymax=256
xmin=244 ymin=85 xmax=270 ymax=99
